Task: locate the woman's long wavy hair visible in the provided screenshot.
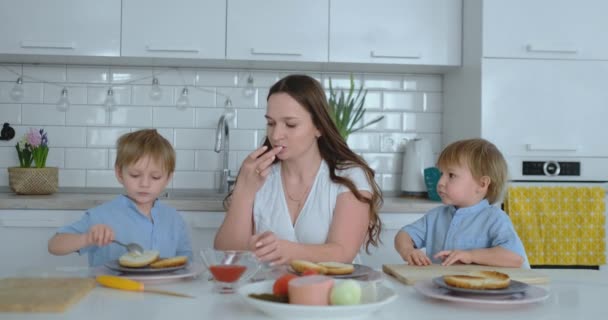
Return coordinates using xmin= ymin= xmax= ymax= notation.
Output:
xmin=262 ymin=74 xmax=383 ymax=252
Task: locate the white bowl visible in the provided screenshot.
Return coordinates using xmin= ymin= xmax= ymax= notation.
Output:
xmin=237 ymin=279 xmax=397 ymax=320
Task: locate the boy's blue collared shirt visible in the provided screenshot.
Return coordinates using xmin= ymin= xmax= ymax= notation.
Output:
xmin=58 ymin=194 xmax=193 ymax=267
xmin=402 ymin=199 xmax=530 ymax=267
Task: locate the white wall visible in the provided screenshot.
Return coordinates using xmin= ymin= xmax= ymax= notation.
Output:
xmin=0 ymin=64 xmax=443 ymax=192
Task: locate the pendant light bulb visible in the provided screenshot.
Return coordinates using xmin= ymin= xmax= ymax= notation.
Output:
xmin=242 ymin=74 xmax=255 ymax=97
xmin=149 ymin=77 xmax=162 ymax=100
xmin=104 ymin=87 xmax=117 ymax=112
xmin=56 ymin=87 xmax=71 ymax=111
xmin=10 ymin=77 xmax=24 ymax=101
xmin=176 ymin=87 xmax=190 ymax=110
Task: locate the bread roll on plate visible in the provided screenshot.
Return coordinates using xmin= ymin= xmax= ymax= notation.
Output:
xmin=443 ymin=270 xmax=510 ymax=290
xmin=290 ymin=260 xmax=328 ymax=274
xmin=317 ymin=262 xmax=355 ymax=275
xmin=118 ymin=250 xmax=160 ymax=268
xmin=149 ymin=256 xmax=188 ymax=269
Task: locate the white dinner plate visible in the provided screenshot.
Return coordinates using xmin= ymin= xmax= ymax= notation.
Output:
xmin=432 ymin=276 xmax=530 ymax=295
xmin=104 ymin=260 xmax=187 ymax=274
xmin=414 ymin=280 xmax=550 ymax=305
xmin=95 ymin=262 xmax=204 ymax=284
xmin=237 ymin=279 xmax=397 ymax=320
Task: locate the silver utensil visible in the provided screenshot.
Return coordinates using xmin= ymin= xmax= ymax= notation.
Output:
xmin=112 ymin=240 xmax=144 ymax=255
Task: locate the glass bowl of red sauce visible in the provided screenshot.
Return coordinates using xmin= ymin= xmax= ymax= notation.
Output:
xmin=200 ymin=249 xmax=261 ymax=293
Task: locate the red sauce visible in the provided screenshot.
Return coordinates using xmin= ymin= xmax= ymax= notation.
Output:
xmin=209 ymin=265 xmax=247 ymax=283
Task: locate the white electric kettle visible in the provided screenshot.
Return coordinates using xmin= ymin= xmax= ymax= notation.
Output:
xmin=401 ymin=138 xmax=433 ymax=194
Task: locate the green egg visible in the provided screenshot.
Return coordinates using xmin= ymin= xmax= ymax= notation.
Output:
xmin=330 ymin=280 xmax=362 ymax=305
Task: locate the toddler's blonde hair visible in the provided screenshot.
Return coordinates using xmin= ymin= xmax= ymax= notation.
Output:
xmin=115 ymin=129 xmax=175 ymax=174
xmin=436 ymin=138 xmax=508 ymax=204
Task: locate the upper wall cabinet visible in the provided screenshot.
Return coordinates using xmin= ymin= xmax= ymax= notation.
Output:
xmin=483 ymin=0 xmax=608 ymax=60
xmin=0 ymin=0 xmax=120 ymax=56
xmin=227 ymin=0 xmax=329 ymax=62
xmin=122 ymin=0 xmax=226 ymax=59
xmin=329 ymin=0 xmax=462 ymax=66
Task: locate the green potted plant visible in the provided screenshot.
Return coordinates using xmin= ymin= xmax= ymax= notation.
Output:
xmin=327 ymin=74 xmax=384 ymax=141
xmin=8 ymin=128 xmax=58 ymax=195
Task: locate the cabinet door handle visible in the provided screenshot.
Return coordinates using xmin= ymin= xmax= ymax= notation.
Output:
xmin=146 ymin=45 xmax=200 ymax=53
xmin=370 ymin=51 xmax=420 ymax=59
xmin=526 ymin=144 xmax=579 ymax=152
xmin=525 ymin=44 xmax=578 ymax=54
xmin=250 ymin=48 xmax=302 ymax=57
xmin=20 ymin=41 xmax=75 ymax=50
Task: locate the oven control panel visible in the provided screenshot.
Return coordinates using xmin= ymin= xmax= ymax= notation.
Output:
xmin=522 ymin=161 xmax=580 ymax=176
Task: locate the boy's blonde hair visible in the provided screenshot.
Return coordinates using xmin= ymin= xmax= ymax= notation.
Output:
xmin=115 ymin=129 xmax=175 ymax=174
xmin=436 ymin=138 xmax=508 ymax=204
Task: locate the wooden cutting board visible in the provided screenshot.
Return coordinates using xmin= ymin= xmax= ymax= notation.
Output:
xmin=383 ymin=264 xmax=550 ymax=285
xmin=0 ymin=278 xmax=96 ymax=313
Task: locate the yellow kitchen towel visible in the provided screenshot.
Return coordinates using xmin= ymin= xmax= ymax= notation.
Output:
xmin=505 ymin=186 xmax=606 ymax=266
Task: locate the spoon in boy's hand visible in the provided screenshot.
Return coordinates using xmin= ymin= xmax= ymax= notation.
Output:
xmin=112 ymin=240 xmax=144 ymax=256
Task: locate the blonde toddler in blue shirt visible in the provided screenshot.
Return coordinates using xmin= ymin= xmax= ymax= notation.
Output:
xmin=394 ymin=138 xmax=528 ymax=268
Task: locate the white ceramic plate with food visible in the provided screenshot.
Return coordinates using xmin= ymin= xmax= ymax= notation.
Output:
xmin=432 ymin=276 xmax=530 ymax=295
xmin=104 ymin=260 xmax=188 ymax=274
xmin=97 ymin=262 xmax=204 ymax=284
xmin=414 ymin=280 xmax=549 ymax=305
xmin=237 ymin=280 xmax=397 ymax=320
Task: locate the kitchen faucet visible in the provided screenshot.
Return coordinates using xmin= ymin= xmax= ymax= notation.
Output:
xmin=214 ymin=112 xmax=236 ymax=193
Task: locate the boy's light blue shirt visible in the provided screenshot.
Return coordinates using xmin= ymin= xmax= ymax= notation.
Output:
xmin=401 ymin=199 xmax=530 ymax=268
xmin=57 ymin=194 xmax=193 ymax=267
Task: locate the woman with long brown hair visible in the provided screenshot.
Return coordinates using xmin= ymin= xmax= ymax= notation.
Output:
xmin=214 ymin=74 xmax=382 ymax=265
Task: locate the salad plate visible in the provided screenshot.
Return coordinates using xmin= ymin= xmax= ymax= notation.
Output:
xmin=415 ymin=280 xmax=549 ymax=305
xmin=237 ymin=279 xmax=397 ymax=320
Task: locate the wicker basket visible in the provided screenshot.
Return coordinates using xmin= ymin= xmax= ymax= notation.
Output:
xmin=7 ymin=167 xmax=59 ymax=195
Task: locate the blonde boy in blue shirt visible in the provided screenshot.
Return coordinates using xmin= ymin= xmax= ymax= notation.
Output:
xmin=48 ymin=129 xmax=192 ymax=266
xmin=395 ymin=138 xmax=528 ymax=268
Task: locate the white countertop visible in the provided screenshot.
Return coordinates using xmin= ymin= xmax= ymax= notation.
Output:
xmin=0 ymin=189 xmax=441 ymax=213
xmin=0 ymin=269 xmax=606 ymax=319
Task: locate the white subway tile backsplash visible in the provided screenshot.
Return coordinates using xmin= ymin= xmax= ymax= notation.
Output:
xmin=22 ymin=104 xmax=65 ymax=126
xmin=88 ymin=86 xmax=131 ymax=105
xmin=43 ymin=84 xmax=87 ymax=105
xmin=59 ymin=169 xmax=86 ymax=187
xmin=23 ymin=65 xmax=66 ymax=83
xmin=0 ymin=64 xmax=21 ymax=81
xmin=195 ymin=70 xmax=238 ymax=87
xmin=67 ymin=66 xmax=109 ymax=83
xmin=153 ymin=107 xmax=195 ymax=128
xmin=65 ymin=148 xmax=108 ymax=169
xmin=175 ymin=150 xmax=196 ymax=171
xmin=45 ymin=126 xmax=87 ymax=148
xmin=172 ymin=171 xmax=216 ymax=189
xmin=403 ymin=74 xmax=443 ymax=92
xmin=66 ymin=105 xmax=107 ymax=126
xmin=0 ymin=64 xmax=443 ymax=192
xmin=415 ymin=112 xmax=442 ymax=133
xmin=174 ymin=129 xmax=216 ymax=149
xmin=383 ymin=91 xmax=421 ymax=111
xmin=86 ymin=170 xmax=122 ymax=188
xmin=109 ymin=107 xmax=153 ymax=127
xmin=132 ymin=85 xmax=173 ymax=106
xmin=87 ymin=128 xmax=130 ymax=147
xmin=364 ymin=75 xmax=402 ymax=89
xmin=236 ymin=109 xmax=266 ymax=129
xmin=347 ymin=133 xmax=381 ymax=152
xmin=0 ymin=104 xmax=22 ymax=124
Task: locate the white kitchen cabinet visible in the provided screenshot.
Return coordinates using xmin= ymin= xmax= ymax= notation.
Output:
xmin=226 ymin=0 xmax=329 ymax=62
xmin=0 ymin=0 xmax=120 ymax=57
xmin=359 ymin=213 xmax=423 ymax=269
xmin=121 ymin=0 xmax=226 ymax=59
xmin=329 ymin=0 xmax=461 ymax=66
xmin=483 ymin=0 xmax=608 ymax=60
xmin=481 ymin=59 xmax=608 ymax=158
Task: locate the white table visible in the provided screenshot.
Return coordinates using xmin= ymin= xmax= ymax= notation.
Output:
xmin=0 ymin=269 xmax=606 ymax=319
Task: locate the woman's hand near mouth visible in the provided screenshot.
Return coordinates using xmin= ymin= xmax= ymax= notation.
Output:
xmin=234 ymin=145 xmax=283 ymax=195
